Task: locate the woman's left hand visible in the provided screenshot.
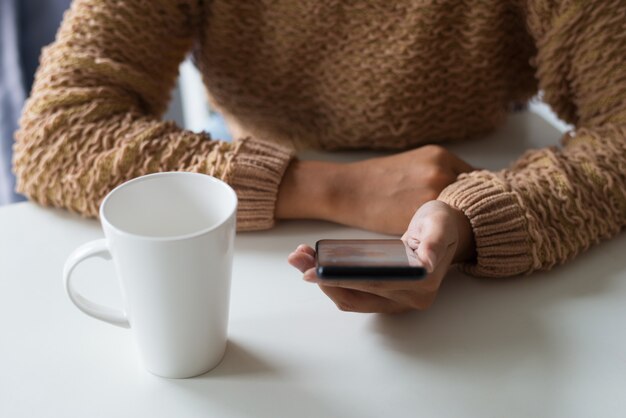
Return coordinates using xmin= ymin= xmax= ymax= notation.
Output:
xmin=288 ymin=201 xmax=475 ymax=313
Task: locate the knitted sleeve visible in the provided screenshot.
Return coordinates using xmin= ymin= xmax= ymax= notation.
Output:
xmin=438 ymin=0 xmax=626 ymax=277
xmin=12 ymin=0 xmax=294 ymax=231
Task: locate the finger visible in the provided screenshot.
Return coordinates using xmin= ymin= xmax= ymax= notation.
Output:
xmin=405 ymin=236 xmax=421 ymax=251
xmin=295 ymin=244 xmax=316 ymax=257
xmin=430 ymin=240 xmax=456 ymax=279
xmin=288 ymin=252 xmax=316 ymax=273
xmin=404 ymin=208 xmax=426 ymax=243
xmin=415 ymin=217 xmax=455 ymax=273
xmin=317 ymin=285 xmax=408 ymax=314
xmin=288 ymin=244 xmax=316 ymax=272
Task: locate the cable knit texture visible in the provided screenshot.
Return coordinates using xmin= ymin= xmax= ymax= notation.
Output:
xmin=13 ymin=0 xmax=626 ymax=276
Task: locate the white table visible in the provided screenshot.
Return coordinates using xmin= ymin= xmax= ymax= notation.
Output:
xmin=2 ymin=111 xmax=626 ymax=418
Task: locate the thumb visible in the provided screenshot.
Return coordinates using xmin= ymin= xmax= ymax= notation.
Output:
xmin=413 ymin=208 xmax=457 ymax=273
xmin=416 ymin=226 xmax=446 ymax=273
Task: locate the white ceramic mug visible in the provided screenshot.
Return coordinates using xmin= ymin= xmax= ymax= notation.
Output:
xmin=63 ymin=172 xmax=237 ymax=378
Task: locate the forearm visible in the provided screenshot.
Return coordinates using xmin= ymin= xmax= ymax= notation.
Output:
xmin=15 ymin=111 xmax=230 ymax=215
xmin=13 ymin=0 xmax=197 ymax=214
xmin=439 ymin=127 xmax=626 ymax=278
xmin=276 ymin=146 xmax=473 ymax=234
xmin=438 ymin=0 xmax=626 ymax=278
xmin=13 ymin=0 xmax=296 ymax=231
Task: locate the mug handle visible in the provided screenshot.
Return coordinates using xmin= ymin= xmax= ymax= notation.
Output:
xmin=63 ymin=239 xmax=130 ymax=328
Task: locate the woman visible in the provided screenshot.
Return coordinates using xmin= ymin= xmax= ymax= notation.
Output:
xmin=14 ymin=0 xmax=625 ymax=313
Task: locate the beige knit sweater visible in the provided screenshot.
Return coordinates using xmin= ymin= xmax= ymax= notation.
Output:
xmin=13 ymin=0 xmax=626 ymax=277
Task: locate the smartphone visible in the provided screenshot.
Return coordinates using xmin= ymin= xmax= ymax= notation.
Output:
xmin=315 ymin=239 xmax=426 ymax=280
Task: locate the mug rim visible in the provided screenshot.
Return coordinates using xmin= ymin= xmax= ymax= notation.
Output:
xmin=99 ymin=172 xmax=238 ymax=241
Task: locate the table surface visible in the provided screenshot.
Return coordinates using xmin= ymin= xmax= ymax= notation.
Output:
xmin=2 ymin=111 xmax=626 ymax=418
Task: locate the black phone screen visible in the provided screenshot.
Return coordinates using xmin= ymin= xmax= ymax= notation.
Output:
xmin=315 ymin=239 xmax=425 ymax=279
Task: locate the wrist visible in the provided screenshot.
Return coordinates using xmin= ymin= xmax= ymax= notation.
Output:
xmin=275 ymin=159 xmax=343 ymax=221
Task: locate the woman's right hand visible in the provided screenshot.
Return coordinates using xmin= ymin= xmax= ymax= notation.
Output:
xmin=275 ymin=145 xmax=473 ymax=235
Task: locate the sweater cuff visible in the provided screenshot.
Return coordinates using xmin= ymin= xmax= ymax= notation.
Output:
xmin=438 ymin=171 xmax=535 ymax=278
xmin=228 ymin=138 xmax=295 ymax=231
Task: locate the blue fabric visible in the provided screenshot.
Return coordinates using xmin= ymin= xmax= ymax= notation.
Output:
xmin=0 ymin=0 xmax=70 ymax=205
xmin=206 ymin=111 xmax=232 ymax=141
xmin=0 ymin=0 xmax=25 ymax=204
